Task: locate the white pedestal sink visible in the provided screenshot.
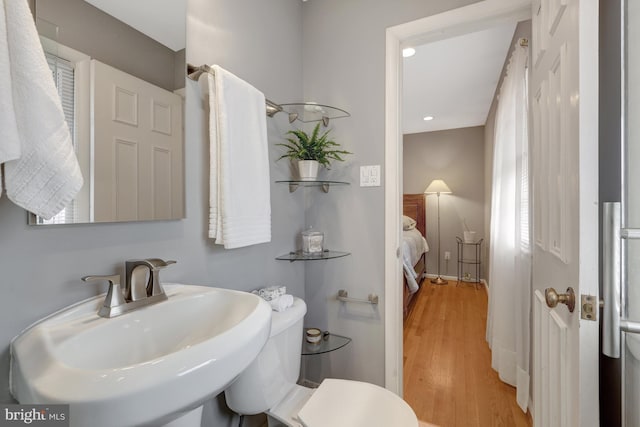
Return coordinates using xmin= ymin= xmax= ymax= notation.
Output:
xmin=10 ymin=284 xmax=272 ymax=427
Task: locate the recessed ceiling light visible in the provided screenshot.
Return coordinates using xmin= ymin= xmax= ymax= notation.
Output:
xmin=402 ymin=47 xmax=416 ymax=58
xmin=423 ymin=116 xmax=434 ymax=121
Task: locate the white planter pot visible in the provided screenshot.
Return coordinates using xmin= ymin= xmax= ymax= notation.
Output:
xmin=298 ymin=160 xmax=319 ymax=181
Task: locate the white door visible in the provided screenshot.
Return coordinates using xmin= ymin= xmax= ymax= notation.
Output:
xmin=91 ymin=60 xmax=184 ymax=222
xmin=530 ymin=0 xmax=599 ymax=426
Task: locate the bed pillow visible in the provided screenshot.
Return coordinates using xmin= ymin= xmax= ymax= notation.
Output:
xmin=402 ymin=215 xmax=417 ymax=231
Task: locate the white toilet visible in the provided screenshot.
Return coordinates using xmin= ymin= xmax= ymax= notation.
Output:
xmin=224 ymin=297 xmax=418 ymax=427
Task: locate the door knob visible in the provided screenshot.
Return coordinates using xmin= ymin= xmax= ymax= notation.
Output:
xmin=545 ymin=287 xmax=576 ymax=312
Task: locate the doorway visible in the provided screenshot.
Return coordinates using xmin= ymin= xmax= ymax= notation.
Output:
xmin=383 ymin=0 xmax=532 ymax=396
xmin=386 ymin=0 xmax=602 ymax=426
xmin=399 ymin=17 xmax=531 ymax=426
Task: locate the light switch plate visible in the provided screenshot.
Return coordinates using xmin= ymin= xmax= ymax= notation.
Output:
xmin=360 ymin=165 xmax=381 ymax=187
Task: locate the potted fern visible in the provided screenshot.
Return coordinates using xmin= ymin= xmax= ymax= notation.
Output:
xmin=277 ymin=123 xmax=351 ymax=181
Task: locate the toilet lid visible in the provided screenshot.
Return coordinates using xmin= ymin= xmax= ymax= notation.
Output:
xmin=297 ymin=379 xmax=418 ymax=427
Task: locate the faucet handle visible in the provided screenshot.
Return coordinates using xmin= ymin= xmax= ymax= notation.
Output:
xmin=145 ymin=259 xmax=177 ymax=270
xmin=82 ymin=274 xmax=126 ymax=310
xmin=144 ymin=259 xmax=176 ymax=296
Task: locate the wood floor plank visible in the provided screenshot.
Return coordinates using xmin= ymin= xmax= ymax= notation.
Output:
xmin=403 ymin=281 xmax=532 ymax=427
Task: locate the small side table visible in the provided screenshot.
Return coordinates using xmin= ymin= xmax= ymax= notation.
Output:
xmin=456 ymin=237 xmax=483 ymax=287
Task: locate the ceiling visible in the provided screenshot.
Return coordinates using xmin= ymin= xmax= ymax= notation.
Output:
xmin=402 ymin=22 xmax=517 ymax=135
xmin=82 ymin=1 xmax=513 ymax=131
xmin=84 ymin=0 xmax=186 ymax=51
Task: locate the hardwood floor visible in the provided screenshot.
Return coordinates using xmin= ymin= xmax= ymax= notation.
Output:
xmin=403 ymin=281 xmax=532 ymax=427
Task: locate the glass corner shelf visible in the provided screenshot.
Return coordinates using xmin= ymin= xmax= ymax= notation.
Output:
xmin=276 ymin=180 xmax=349 ymax=193
xmin=276 ymin=250 xmax=350 ymax=262
xmin=280 ymin=103 xmax=350 ymax=126
xmin=301 ymin=332 xmax=352 ymax=355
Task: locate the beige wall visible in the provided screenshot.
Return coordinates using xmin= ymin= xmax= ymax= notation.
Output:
xmin=404 ymin=126 xmax=486 ymax=278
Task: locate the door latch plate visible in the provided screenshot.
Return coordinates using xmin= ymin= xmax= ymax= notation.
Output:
xmin=581 ymin=294 xmax=597 ymax=321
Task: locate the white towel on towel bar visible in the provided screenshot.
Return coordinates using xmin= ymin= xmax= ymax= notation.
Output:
xmin=207 ymin=66 xmax=271 ymax=248
xmin=0 ymin=0 xmax=83 ymax=219
xmin=0 ymin=2 xmax=20 ymax=173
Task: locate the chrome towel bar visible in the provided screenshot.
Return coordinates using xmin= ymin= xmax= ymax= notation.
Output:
xmin=186 ymin=63 xmax=283 ymax=117
xmin=337 ymin=289 xmax=379 ymax=305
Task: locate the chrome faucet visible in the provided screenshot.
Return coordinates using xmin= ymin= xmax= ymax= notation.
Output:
xmin=125 ymin=259 xmax=154 ymax=301
xmin=82 ymin=258 xmax=176 ymax=318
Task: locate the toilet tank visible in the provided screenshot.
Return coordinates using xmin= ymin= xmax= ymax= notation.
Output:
xmin=224 ymin=297 xmax=307 ymax=415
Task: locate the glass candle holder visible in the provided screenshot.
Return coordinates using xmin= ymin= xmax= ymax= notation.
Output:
xmin=302 ymin=230 xmax=324 ymax=255
xmin=305 ymin=328 xmax=322 ymax=344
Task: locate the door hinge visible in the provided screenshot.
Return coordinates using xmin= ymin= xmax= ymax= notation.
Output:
xmin=581 ymin=294 xmax=598 ymax=321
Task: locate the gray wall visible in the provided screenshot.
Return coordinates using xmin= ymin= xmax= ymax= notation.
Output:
xmin=1 ymin=2 xmax=304 ymax=427
xmin=403 ymin=127 xmax=486 ymax=278
xmin=187 ymin=2 xmax=306 ymax=421
xmin=483 ymin=20 xmax=532 ymax=283
xmin=300 ymin=0 xmax=481 ymax=387
xmin=35 ymin=0 xmax=183 ymax=91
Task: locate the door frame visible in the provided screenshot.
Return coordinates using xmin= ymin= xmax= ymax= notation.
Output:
xmin=383 ymin=0 xmax=532 ymax=395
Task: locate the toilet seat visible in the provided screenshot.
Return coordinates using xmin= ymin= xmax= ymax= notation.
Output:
xmin=296 ymin=379 xmax=418 ymax=427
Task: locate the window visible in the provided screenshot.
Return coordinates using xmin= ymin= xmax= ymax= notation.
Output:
xmin=38 ymin=53 xmax=77 ymax=224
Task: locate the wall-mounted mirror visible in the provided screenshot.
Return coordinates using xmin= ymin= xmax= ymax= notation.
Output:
xmin=29 ymin=0 xmax=186 ymax=225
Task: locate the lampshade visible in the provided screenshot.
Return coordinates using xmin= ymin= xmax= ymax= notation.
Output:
xmin=424 ymin=179 xmax=452 ymax=195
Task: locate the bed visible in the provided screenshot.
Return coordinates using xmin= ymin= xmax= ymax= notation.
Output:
xmin=402 ymin=194 xmax=429 ymax=319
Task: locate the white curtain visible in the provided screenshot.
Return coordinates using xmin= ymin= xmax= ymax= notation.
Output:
xmin=486 ymin=42 xmax=530 ymax=413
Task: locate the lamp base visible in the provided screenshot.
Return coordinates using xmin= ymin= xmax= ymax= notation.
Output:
xmin=430 ymin=276 xmax=448 ymax=285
